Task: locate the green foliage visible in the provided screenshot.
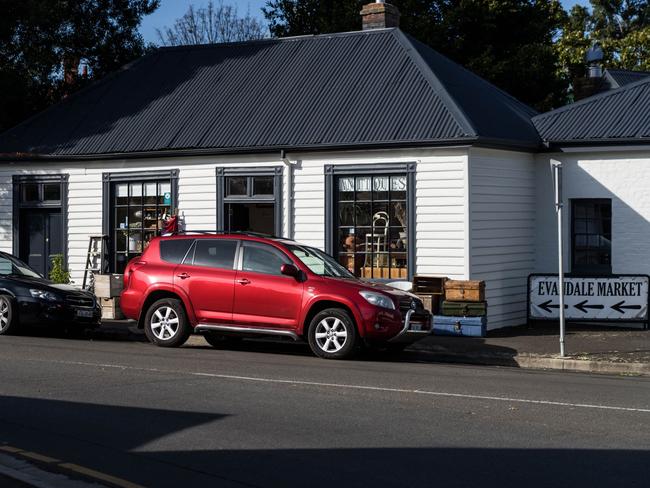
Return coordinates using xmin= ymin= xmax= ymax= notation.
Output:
xmin=0 ymin=0 xmax=159 ymax=132
xmin=263 ymin=1 xmax=568 ymax=111
xmin=557 ymin=1 xmax=650 ymax=86
xmin=49 ymin=254 xmax=70 ymax=284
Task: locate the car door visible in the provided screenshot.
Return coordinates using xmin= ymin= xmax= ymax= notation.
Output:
xmin=232 ymin=241 xmax=304 ymax=329
xmin=173 ymin=238 xmax=238 ymax=324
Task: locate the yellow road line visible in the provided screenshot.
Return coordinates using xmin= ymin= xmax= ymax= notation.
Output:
xmin=59 ymin=463 xmax=146 ymax=488
xmin=1 ymin=444 xmax=145 ymax=488
xmin=20 ymin=451 xmax=60 ymax=463
xmin=0 ymin=446 xmax=23 ymax=453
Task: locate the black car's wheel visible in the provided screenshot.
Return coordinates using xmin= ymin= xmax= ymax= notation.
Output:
xmin=307 ymin=308 xmax=359 ymax=360
xmin=144 ymin=298 xmax=190 ymax=347
xmin=0 ymin=295 xmax=18 ymax=335
xmin=203 ymin=332 xmax=242 ymax=349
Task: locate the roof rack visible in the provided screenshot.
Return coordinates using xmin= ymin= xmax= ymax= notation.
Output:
xmin=170 ymin=230 xmax=293 ymax=240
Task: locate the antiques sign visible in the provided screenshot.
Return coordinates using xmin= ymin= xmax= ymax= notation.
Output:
xmin=528 ymin=275 xmax=649 ymax=322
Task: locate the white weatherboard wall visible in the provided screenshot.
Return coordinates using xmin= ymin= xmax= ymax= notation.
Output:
xmin=536 ymin=150 xmax=650 ymax=276
xmin=0 ymin=147 xmax=470 ymax=285
xmin=469 ymin=148 xmax=536 ymax=328
xmin=291 ymin=148 xmax=469 ymax=280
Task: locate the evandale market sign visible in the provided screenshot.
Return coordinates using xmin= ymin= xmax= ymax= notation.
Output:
xmin=528 ymin=275 xmax=649 ymax=322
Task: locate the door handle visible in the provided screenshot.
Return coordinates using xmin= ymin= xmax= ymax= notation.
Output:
xmin=177 ymin=272 xmax=190 ymax=279
xmin=237 ymin=278 xmax=251 ymax=285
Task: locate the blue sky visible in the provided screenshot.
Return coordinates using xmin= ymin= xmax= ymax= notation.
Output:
xmin=140 ymin=0 xmax=590 ymax=44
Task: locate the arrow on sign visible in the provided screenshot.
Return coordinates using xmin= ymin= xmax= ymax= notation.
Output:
xmin=574 ymin=300 xmax=605 ymax=313
xmin=611 ymin=301 xmax=642 ymax=314
xmin=538 ymin=300 xmax=568 ymax=313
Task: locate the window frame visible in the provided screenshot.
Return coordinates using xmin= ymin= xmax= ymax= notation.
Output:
xmin=102 ymin=170 xmax=179 ymax=273
xmin=570 ymin=198 xmax=612 ymax=275
xmin=216 ymin=167 xmax=283 ymax=236
xmin=12 ymin=174 xmax=69 ymax=269
xmin=324 ymin=162 xmax=416 ymax=281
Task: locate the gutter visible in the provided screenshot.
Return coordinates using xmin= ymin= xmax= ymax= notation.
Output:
xmin=0 ymin=136 xmax=542 ymax=163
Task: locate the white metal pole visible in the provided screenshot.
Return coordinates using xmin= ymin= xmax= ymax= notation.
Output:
xmin=551 ymin=160 xmax=566 ymax=357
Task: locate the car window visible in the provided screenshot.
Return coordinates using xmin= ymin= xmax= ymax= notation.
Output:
xmin=192 ymin=239 xmax=238 ymax=270
xmin=160 ymin=239 xmax=194 ymax=264
xmin=241 ymin=242 xmax=290 ymax=276
xmin=0 ymin=253 xmax=41 ymax=278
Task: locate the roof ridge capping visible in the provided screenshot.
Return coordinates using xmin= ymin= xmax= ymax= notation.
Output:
xmin=533 ymin=74 xmax=650 ymax=122
xmin=153 ymin=28 xmax=398 ymax=52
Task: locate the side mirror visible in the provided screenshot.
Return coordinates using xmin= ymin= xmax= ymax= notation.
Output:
xmin=280 ymin=263 xmax=300 ymax=278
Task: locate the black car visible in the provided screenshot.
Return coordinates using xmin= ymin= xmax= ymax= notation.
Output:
xmin=0 ymin=252 xmax=101 ymax=335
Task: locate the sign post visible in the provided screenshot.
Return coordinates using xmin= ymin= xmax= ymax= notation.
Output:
xmin=551 ymin=160 xmax=566 ymax=357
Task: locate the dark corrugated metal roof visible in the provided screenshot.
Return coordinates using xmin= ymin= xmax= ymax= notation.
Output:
xmin=603 ymin=69 xmax=650 ymax=89
xmin=0 ymin=29 xmax=540 ymax=159
xmin=533 ymin=77 xmax=650 ymax=145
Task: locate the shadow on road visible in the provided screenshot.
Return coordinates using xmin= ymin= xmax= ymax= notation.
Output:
xmin=1 ymin=395 xmax=647 ymax=488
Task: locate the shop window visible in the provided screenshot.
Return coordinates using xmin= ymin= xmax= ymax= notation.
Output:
xmin=326 ymin=164 xmax=415 ymax=281
xmin=104 ymin=171 xmax=177 ymax=274
xmin=571 ymin=199 xmax=612 ymax=274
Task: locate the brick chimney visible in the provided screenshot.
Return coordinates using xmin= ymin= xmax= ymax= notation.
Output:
xmin=360 ymin=1 xmax=400 ymax=30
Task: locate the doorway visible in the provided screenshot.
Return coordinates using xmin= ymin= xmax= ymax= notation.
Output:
xmin=19 ymin=209 xmax=63 ymax=276
xmin=217 ymin=167 xmax=283 ymax=236
xmin=12 ymin=175 xmax=68 ymax=279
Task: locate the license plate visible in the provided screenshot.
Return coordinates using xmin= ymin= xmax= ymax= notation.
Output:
xmin=76 ymin=309 xmax=94 ymax=318
xmin=410 ymin=323 xmax=423 ymax=331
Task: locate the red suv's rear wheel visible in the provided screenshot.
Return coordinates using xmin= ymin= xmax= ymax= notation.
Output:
xmin=144 ymin=298 xmax=190 ymax=347
xmin=307 ymin=308 xmax=358 ymax=360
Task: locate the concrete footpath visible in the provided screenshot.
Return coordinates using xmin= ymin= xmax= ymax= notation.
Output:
xmin=96 ymin=320 xmax=650 ymax=377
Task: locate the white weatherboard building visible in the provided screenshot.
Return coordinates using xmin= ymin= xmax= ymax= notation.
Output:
xmin=1 ymin=4 xmax=649 ymax=330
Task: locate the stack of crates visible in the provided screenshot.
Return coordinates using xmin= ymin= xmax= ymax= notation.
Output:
xmin=94 ymin=274 xmax=124 ymax=320
xmin=433 ymin=280 xmax=487 ymax=337
xmin=411 ymin=275 xmax=447 ymax=315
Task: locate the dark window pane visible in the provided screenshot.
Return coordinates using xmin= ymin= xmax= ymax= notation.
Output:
xmin=116 ymin=208 xmax=128 ymax=229
xmin=144 ymin=182 xmax=157 ymax=205
xmin=338 ymin=203 xmax=355 ymax=227
xmin=355 ymin=176 xmax=372 ymax=201
xmin=115 ymin=231 xmax=128 ymax=252
xmin=193 ymin=239 xmax=237 ymax=269
xmin=571 ymin=199 xmax=612 ymax=272
xmin=372 ymin=176 xmax=389 ymax=201
xmin=129 ymin=183 xmax=142 ymax=205
xmin=226 ymin=177 xmax=247 ymax=196
xmin=22 ymin=183 xmax=39 ymax=202
xmin=160 ymin=239 xmax=194 ymax=264
xmin=128 ymin=207 xmax=143 ymax=229
xmin=242 ymin=243 xmax=289 ymax=275
xmin=253 ymin=176 xmax=273 ymax=196
xmin=115 ymin=184 xmax=129 ymax=205
xmin=338 ymin=177 xmax=354 ymax=201
xmin=356 ymin=202 xmax=371 ymax=226
xmin=43 ymin=183 xmax=61 ymax=201
xmin=389 ymin=201 xmax=408 ymax=230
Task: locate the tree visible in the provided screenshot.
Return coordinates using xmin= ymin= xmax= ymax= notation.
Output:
xmin=557 ymin=0 xmax=650 ymax=81
xmin=157 ymin=1 xmax=268 ymax=46
xmin=0 ymin=0 xmax=158 ymax=133
xmin=263 ymin=1 xmax=567 ymax=112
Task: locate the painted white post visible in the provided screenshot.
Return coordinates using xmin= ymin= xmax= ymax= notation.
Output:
xmin=551 ymin=159 xmax=566 ymax=357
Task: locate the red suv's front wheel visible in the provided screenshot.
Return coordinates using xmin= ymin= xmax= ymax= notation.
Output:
xmin=307 ymin=308 xmax=359 ymax=360
xmin=144 ymin=298 xmax=191 ymax=347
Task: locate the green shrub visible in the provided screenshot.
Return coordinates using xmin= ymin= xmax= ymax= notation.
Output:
xmin=49 ymin=254 xmax=70 ymax=284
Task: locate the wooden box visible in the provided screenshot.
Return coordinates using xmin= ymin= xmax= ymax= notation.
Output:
xmin=444 ymin=280 xmax=485 ymax=302
xmin=101 ymin=297 xmax=124 ymax=320
xmin=415 ymin=293 xmax=441 ymax=315
xmin=412 ymin=275 xmax=447 ymax=294
xmin=94 ymin=273 xmax=123 ymax=298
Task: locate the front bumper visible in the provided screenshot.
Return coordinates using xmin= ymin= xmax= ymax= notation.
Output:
xmin=17 ymin=297 xmax=101 ymax=327
xmin=388 ymin=309 xmax=432 ymax=343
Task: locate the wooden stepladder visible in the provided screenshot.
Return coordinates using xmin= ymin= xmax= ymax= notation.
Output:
xmin=82 ymin=235 xmax=109 ymax=290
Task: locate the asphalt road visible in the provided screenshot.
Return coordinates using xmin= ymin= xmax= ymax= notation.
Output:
xmin=0 ymin=331 xmax=649 ymax=488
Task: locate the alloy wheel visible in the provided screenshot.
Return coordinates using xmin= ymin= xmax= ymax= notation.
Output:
xmin=0 ymin=297 xmax=9 ymax=332
xmin=314 ymin=317 xmax=348 ymax=353
xmin=150 ymin=306 xmax=179 ymax=340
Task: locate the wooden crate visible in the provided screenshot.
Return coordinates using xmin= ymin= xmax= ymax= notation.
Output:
xmin=101 ymin=297 xmax=124 ymax=320
xmin=94 ymin=274 xmax=123 ymax=298
xmin=412 ymin=275 xmax=447 ymax=294
xmin=444 ymin=280 xmax=485 ymax=302
xmin=415 ymin=293 xmax=441 ymax=315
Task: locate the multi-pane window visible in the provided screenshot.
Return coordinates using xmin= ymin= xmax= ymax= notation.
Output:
xmin=572 ymin=199 xmax=612 ymax=273
xmin=336 ymin=175 xmax=408 ymax=279
xmin=112 ymin=180 xmax=172 ymax=273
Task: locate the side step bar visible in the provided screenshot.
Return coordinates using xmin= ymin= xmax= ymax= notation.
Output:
xmin=195 ymin=324 xmax=300 ymax=341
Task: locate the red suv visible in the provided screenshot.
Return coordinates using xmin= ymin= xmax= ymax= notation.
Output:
xmin=120 ymin=233 xmax=431 ymax=359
